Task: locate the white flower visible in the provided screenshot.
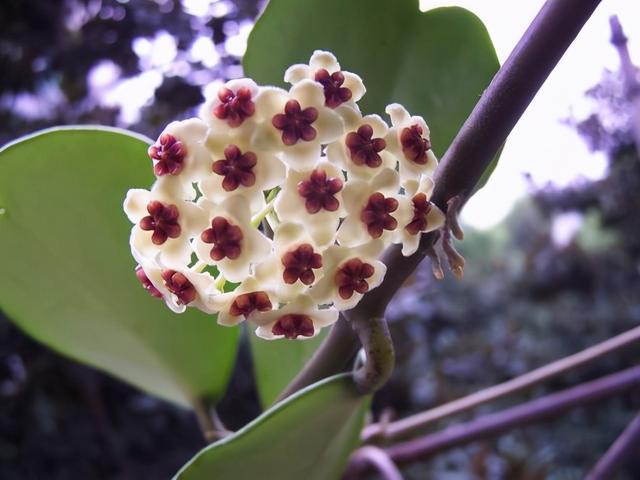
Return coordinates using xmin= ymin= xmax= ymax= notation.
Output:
xmin=210 ymin=277 xmax=276 ymax=327
xmin=337 ymin=168 xmax=409 ymax=247
xmin=397 ymin=175 xmax=446 ymax=256
xmin=124 ymin=178 xmax=206 ymax=266
xmin=310 ymin=240 xmax=386 ymax=311
xmin=326 ymin=113 xmax=396 ymax=180
xmin=274 ymin=160 xmax=345 ymax=247
xmin=147 ymin=118 xmax=210 ymax=181
xmin=198 ymin=140 xmax=285 ymax=212
xmin=133 ymin=255 xmax=219 ymax=314
xmin=199 ymin=78 xmax=261 ymax=152
xmin=284 ymin=50 xmax=366 ymax=109
xmin=252 ymin=80 xmax=345 ymax=170
xmin=385 ymin=103 xmax=438 ymax=186
xmin=254 ymin=222 xmax=325 ymax=301
xmin=192 ymin=196 xmax=271 ymax=282
xmin=252 ymin=295 xmax=338 ymax=340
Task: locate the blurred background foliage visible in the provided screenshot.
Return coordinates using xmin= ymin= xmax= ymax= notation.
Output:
xmin=0 ymin=1 xmax=639 ymax=479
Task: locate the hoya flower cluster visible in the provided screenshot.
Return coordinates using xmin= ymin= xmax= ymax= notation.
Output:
xmin=125 ymin=51 xmax=445 ymax=341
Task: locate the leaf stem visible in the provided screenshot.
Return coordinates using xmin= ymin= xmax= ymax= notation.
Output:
xmin=351 ymin=315 xmax=395 ymax=394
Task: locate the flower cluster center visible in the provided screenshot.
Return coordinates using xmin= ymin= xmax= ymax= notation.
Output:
xmin=401 ymin=124 xmax=431 ymax=165
xmin=229 ymin=291 xmax=272 ymax=317
xmin=272 ymin=100 xmax=318 ymax=145
xmin=162 ymin=270 xmax=196 ymax=305
xmin=212 ymin=145 xmax=257 ymax=192
xmin=345 ymin=124 xmax=386 ymax=168
xmin=201 ymin=217 xmax=243 ymax=260
xmin=314 ymin=68 xmax=352 ymax=108
xmin=281 ymin=243 xmax=323 ymax=285
xmin=405 ymin=192 xmax=432 ymax=235
xmin=214 ymin=87 xmax=256 ymax=127
xmin=335 ymin=258 xmax=375 ymax=299
xmin=271 ymin=314 xmax=315 ymax=339
xmin=148 ymin=133 xmax=186 ymax=176
xmin=361 ymin=192 xmax=399 ymax=238
xmin=139 ymin=201 xmax=181 ymax=245
xmin=297 ymin=168 xmax=343 ymax=214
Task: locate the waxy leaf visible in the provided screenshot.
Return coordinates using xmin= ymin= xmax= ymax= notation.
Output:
xmin=0 ymin=127 xmax=239 ymax=407
xmin=250 ymin=330 xmax=327 ymax=407
xmin=245 ymin=0 xmax=500 ymax=190
xmin=174 ymin=374 xmax=369 ymax=480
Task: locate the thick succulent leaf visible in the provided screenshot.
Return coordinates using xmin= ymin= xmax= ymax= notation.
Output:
xmin=250 ymin=330 xmax=327 ymax=407
xmin=174 ymin=374 xmax=369 ymax=480
xmin=0 ymin=127 xmax=239 ymax=407
xmin=244 ymin=0 xmax=500 ymax=190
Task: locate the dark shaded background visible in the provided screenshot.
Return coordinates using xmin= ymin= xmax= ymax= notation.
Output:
xmin=1 ymin=1 xmax=639 ymax=479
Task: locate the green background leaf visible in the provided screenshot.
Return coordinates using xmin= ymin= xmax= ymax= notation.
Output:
xmin=250 ymin=330 xmax=327 ymax=407
xmin=0 ymin=127 xmax=239 ymax=407
xmin=244 ymin=0 xmax=500 ymax=186
xmin=174 ymin=374 xmax=369 ymax=480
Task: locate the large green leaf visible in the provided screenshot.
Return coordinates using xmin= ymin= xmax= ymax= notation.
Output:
xmin=174 ymin=374 xmax=369 ymax=480
xmin=244 ymin=0 xmax=500 ymax=188
xmin=250 ymin=329 xmax=327 ymax=407
xmin=0 ymin=127 xmax=239 ymax=407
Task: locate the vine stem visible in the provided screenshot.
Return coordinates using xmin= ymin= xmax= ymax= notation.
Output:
xmin=343 ymin=446 xmax=404 ymax=480
xmin=586 ymin=410 xmax=640 ymax=479
xmin=343 ymin=365 xmax=640 ymax=476
xmin=362 ymin=324 xmax=640 ymax=442
xmin=278 ymin=0 xmax=603 ymax=400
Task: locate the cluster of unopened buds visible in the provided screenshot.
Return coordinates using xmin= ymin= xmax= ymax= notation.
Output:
xmin=125 ymin=51 xmax=445 ymax=340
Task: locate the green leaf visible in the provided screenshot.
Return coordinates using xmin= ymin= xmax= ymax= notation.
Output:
xmin=244 ymin=0 xmax=500 ymax=189
xmin=0 ymin=127 xmax=239 ymax=407
xmin=174 ymin=374 xmax=369 ymax=480
xmin=250 ymin=329 xmax=327 ymax=407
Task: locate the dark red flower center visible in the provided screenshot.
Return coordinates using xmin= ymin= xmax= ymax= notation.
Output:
xmin=212 ymin=145 xmax=257 ymax=192
xmin=213 ymin=86 xmax=255 ymax=127
xmin=272 ymin=100 xmax=318 ymax=146
xmin=272 ymin=314 xmax=314 ymax=339
xmin=139 ymin=201 xmax=181 ymax=245
xmin=400 ymin=124 xmax=432 ymax=165
xmin=345 ymin=124 xmax=386 ymax=168
xmin=361 ymin=192 xmax=399 ymax=238
xmin=148 ymin=133 xmax=186 ymax=176
xmin=405 ymin=193 xmax=433 ymax=235
xmin=135 ymin=265 xmax=163 ymax=299
xmin=297 ymin=168 xmax=343 ymax=214
xmin=161 ymin=270 xmax=196 ymax=305
xmin=201 ymin=217 xmax=243 ymax=261
xmin=229 ymin=291 xmax=272 ymax=317
xmin=314 ymin=68 xmax=352 ymax=108
xmin=281 ymin=243 xmax=323 ymax=285
xmin=335 ymin=258 xmax=375 ymax=300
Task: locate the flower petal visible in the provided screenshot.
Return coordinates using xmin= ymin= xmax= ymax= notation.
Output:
xmin=342 ymin=71 xmax=366 ymax=102
xmin=309 ymin=50 xmax=340 ymax=72
xmin=284 ymin=64 xmax=311 ymax=84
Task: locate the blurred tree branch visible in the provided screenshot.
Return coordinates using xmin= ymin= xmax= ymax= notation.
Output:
xmin=344 ymin=365 xmax=640 ymax=477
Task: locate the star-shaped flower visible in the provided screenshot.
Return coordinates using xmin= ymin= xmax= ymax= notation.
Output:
xmin=124 ymin=179 xmax=206 ymax=266
xmin=193 ymin=196 xmax=272 ymax=282
xmin=252 ymin=295 xmax=338 ymax=340
xmin=310 ymin=240 xmax=386 ymax=311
